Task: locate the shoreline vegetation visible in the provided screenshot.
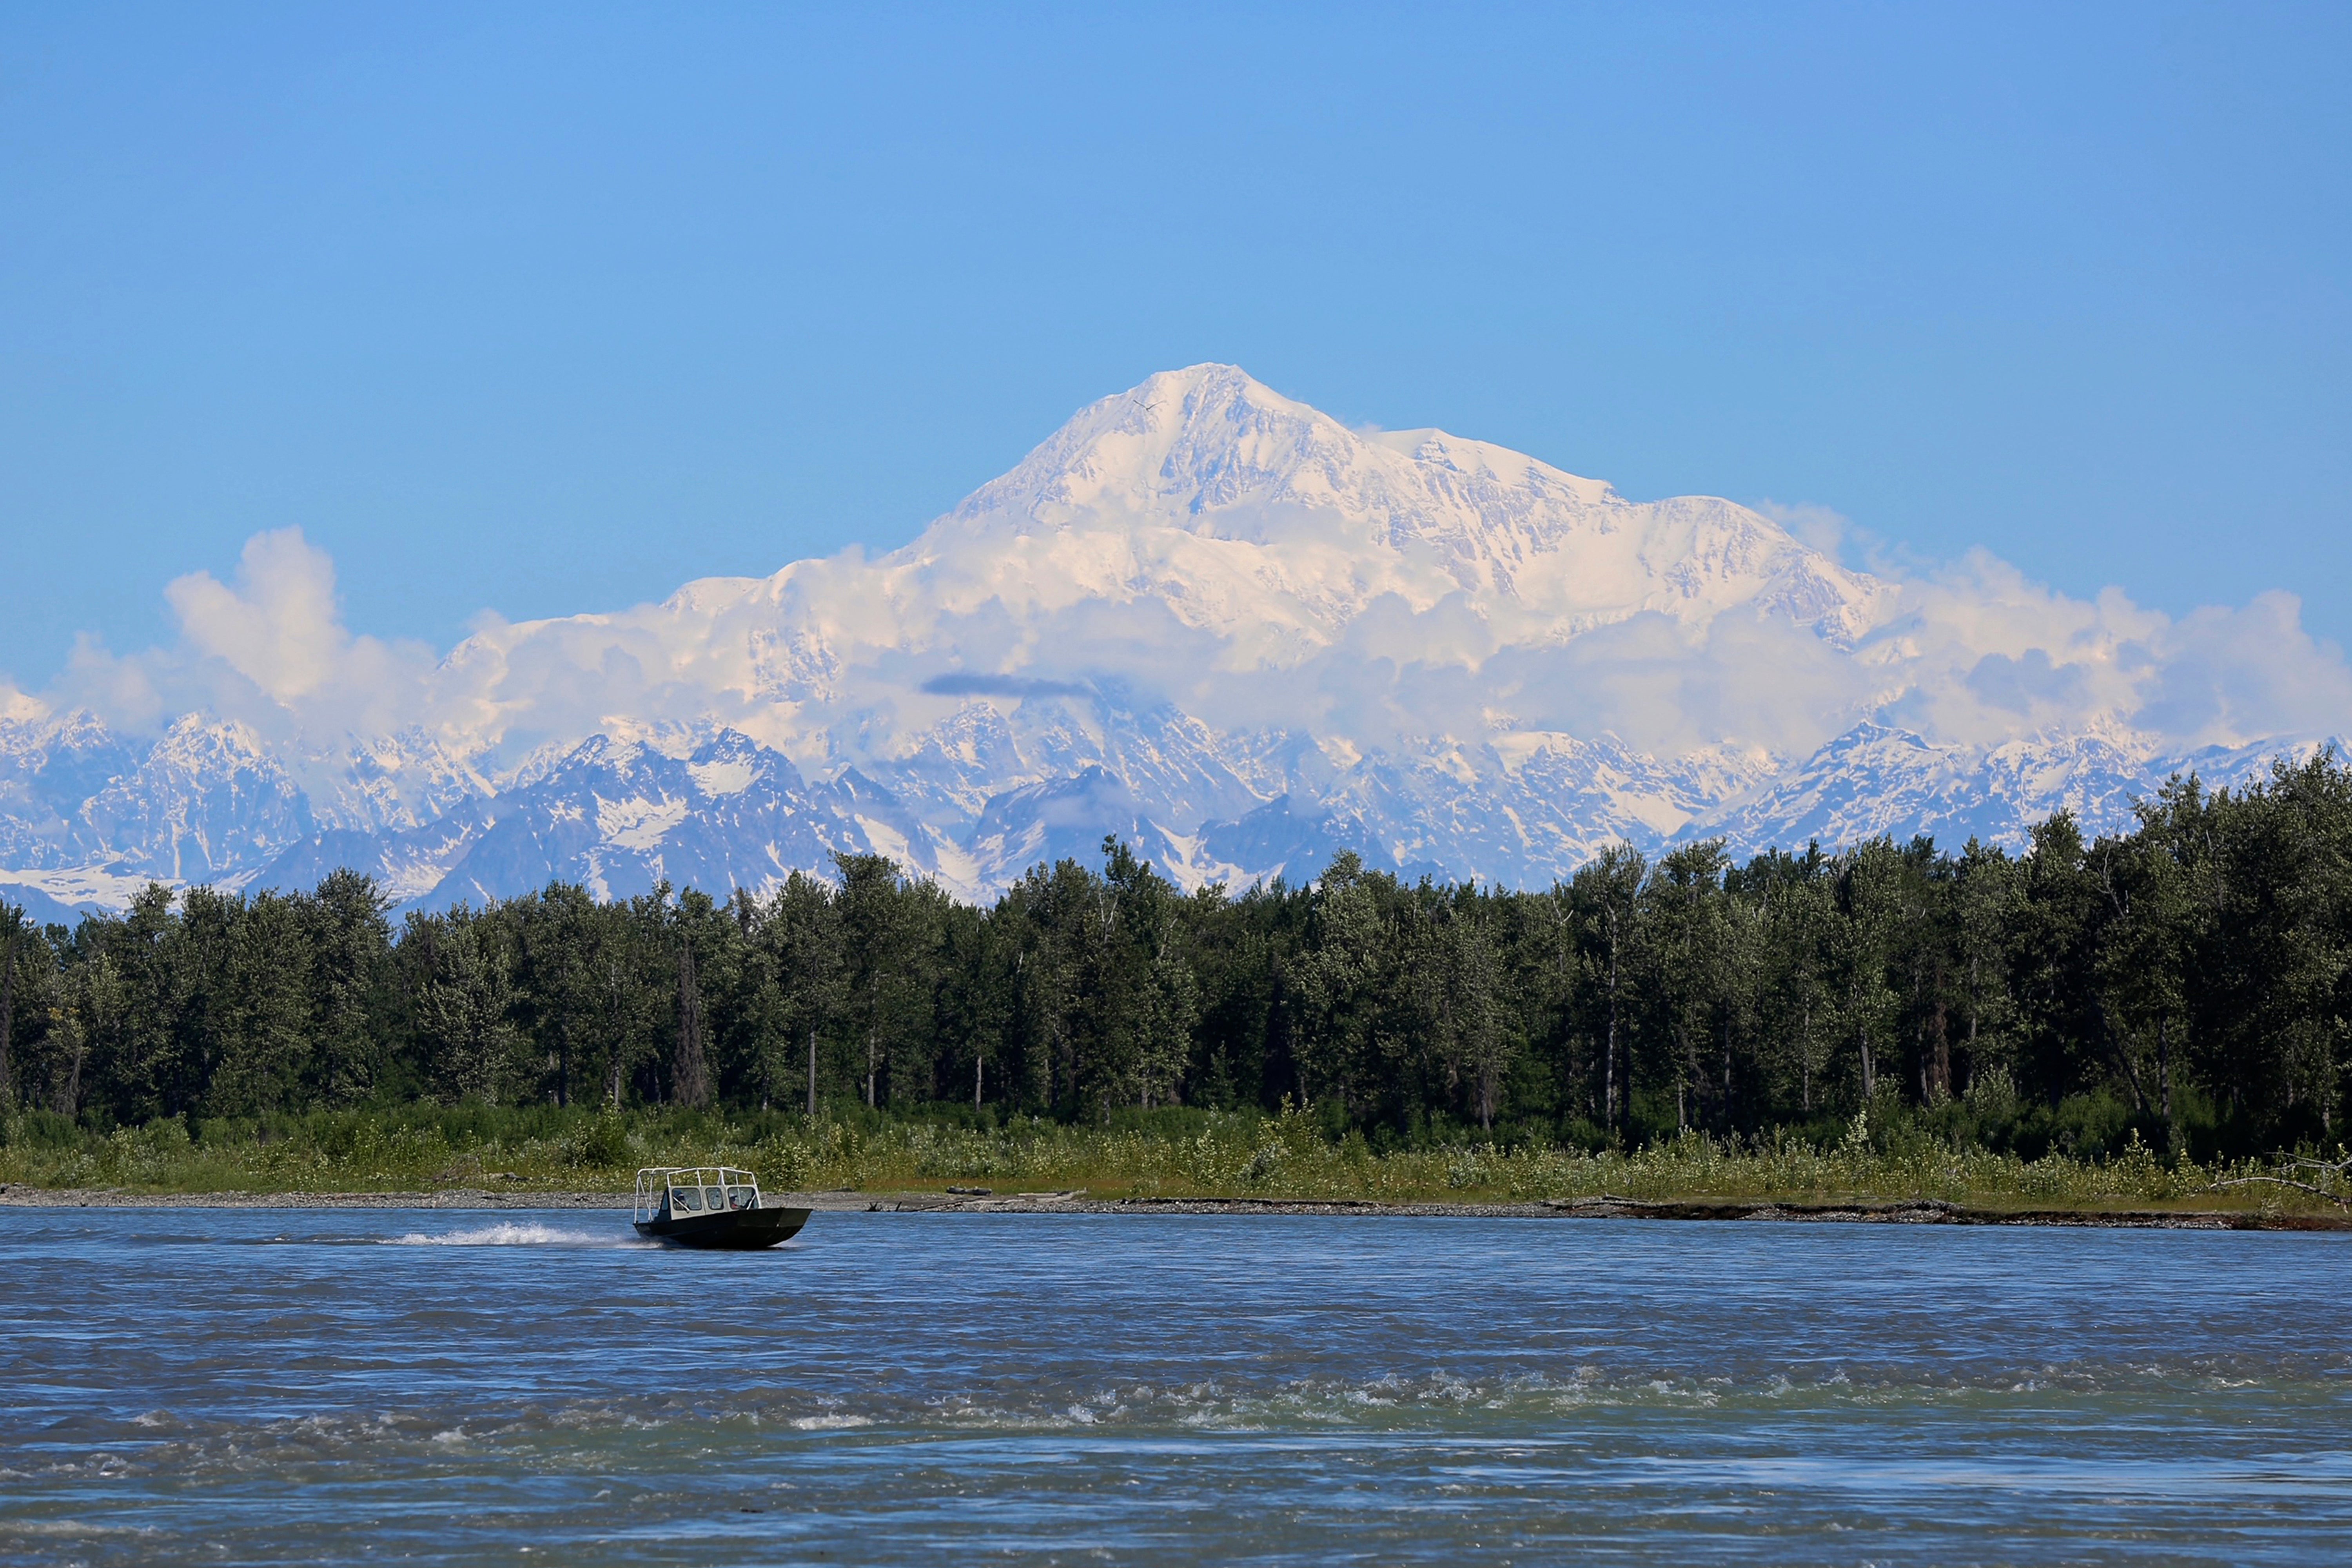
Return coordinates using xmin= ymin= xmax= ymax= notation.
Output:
xmin=2 ymin=754 xmax=2349 ymax=1236
xmin=2 ymin=1104 xmax=2345 ymax=1228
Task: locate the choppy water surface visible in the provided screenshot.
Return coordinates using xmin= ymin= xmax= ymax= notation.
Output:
xmin=3 ymin=1210 xmax=2348 ymax=1565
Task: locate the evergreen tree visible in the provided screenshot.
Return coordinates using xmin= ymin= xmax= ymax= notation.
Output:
xmin=9 ymin=747 xmax=2346 ymax=1158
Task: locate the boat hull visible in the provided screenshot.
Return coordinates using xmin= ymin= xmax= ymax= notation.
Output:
xmin=633 ymin=1205 xmax=811 ymax=1250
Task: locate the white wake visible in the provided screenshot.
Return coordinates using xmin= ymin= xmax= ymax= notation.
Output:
xmin=384 ymin=1221 xmax=641 ymax=1247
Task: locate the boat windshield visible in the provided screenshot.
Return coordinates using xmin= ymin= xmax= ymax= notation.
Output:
xmin=635 ymin=1166 xmax=762 ymax=1224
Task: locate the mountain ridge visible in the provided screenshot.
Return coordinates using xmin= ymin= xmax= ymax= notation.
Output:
xmin=0 ymin=365 xmax=2335 ymax=916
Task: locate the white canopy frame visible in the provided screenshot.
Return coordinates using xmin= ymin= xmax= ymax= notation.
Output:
xmin=634 ymin=1165 xmax=762 ymax=1224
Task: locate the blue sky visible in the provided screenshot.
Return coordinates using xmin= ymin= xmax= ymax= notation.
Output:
xmin=3 ymin=2 xmax=2347 ymax=688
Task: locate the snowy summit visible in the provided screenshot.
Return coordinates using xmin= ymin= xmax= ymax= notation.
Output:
xmin=0 ymin=365 xmax=2338 ymax=919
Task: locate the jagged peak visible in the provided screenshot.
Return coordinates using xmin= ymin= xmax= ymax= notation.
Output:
xmin=0 ymin=684 xmax=51 ymax=726
xmin=146 ymin=711 xmax=283 ymax=769
xmin=930 ymin=361 xmax=1633 ymax=543
xmin=896 ymin=364 xmax=1884 ymax=648
xmin=0 ymin=705 xmax=116 ymax=752
xmin=939 ymin=364 xmax=1335 ymax=530
xmin=7 ymin=363 xmax=2318 ymax=910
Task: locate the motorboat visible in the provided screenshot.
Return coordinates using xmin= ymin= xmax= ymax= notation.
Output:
xmin=632 ymin=1165 xmax=810 ymax=1249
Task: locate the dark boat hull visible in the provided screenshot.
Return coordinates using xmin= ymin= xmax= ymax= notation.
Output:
xmin=633 ymin=1205 xmax=811 ymax=1250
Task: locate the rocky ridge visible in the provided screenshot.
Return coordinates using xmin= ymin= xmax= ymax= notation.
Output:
xmin=0 ymin=366 xmax=2332 ymax=916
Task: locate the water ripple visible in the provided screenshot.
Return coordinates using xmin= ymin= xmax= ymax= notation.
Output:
xmin=2 ymin=1209 xmax=2348 ymax=1564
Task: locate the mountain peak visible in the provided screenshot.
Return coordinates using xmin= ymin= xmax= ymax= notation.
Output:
xmin=943 ymin=363 xmax=1337 ymax=532
xmin=6 ymin=366 xmax=2296 ymax=919
xmin=899 ymin=364 xmax=1880 ymax=655
xmin=951 ymin=364 xmax=1630 ymax=540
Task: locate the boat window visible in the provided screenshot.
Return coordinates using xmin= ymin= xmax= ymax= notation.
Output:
xmin=702 ymin=1187 xmax=727 ymax=1211
xmin=727 ymin=1186 xmax=755 ymax=1209
xmin=670 ymin=1186 xmax=702 ymax=1212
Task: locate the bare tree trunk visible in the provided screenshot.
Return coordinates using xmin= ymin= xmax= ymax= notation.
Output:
xmin=0 ymin=926 xmax=15 ymax=1109
xmin=806 ymin=1026 xmax=817 ymax=1118
xmin=1929 ymin=1000 xmax=1949 ymax=1102
xmin=975 ymin=1049 xmax=984 ymax=1109
xmin=1858 ymin=1013 xmax=1875 ymax=1102
xmin=1801 ymin=1000 xmax=1813 ymax=1113
xmin=2096 ymin=1002 xmax=2148 ymax=1112
xmin=673 ymin=941 xmax=711 ymax=1109
xmin=1604 ymin=936 xmax=1620 ymax=1134
xmin=1720 ymin=1011 xmax=1733 ymax=1129
xmin=1674 ymin=1021 xmax=1688 ymax=1132
xmin=63 ymin=1029 xmax=85 ymax=1116
xmin=1913 ymin=968 xmax=1927 ymax=1102
xmin=2159 ymin=1013 xmax=2172 ymax=1128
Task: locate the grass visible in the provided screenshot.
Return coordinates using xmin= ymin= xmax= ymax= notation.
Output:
xmin=3 ymin=1102 xmax=2347 ymax=1218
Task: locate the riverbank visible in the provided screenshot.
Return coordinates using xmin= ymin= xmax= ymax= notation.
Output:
xmin=5 ymin=1181 xmax=2345 ymax=1229
xmin=7 ymin=1104 xmax=2348 ymax=1223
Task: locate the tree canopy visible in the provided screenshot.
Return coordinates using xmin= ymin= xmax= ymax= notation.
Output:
xmin=4 ymin=754 xmax=2348 ymax=1161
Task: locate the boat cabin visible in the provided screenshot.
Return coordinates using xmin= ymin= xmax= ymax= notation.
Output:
xmin=634 ymin=1165 xmax=762 ymax=1225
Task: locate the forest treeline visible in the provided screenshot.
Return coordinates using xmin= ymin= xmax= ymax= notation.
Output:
xmin=1 ymin=754 xmax=2347 ymax=1162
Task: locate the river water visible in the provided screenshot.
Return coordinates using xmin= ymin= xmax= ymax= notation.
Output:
xmin=2 ymin=1209 xmax=2348 ymax=1564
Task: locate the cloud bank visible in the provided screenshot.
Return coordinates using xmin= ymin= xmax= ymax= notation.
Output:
xmin=20 ymin=367 xmax=2352 ymax=796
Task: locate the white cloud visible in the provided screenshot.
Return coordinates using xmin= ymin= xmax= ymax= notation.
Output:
xmin=39 ymin=513 xmax=2352 ymax=789
xmin=16 ymin=365 xmax=2347 ymax=911
xmin=165 ymin=530 xmax=351 ymax=703
xmin=23 ymin=371 xmax=2352 ymax=795
xmin=2132 ymin=591 xmax=2352 ymax=746
xmin=1751 ymin=500 xmax=1853 ymax=562
xmin=51 ymin=529 xmax=443 ymax=751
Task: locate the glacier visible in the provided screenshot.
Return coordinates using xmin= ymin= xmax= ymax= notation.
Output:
xmin=0 ymin=364 xmax=2338 ymax=917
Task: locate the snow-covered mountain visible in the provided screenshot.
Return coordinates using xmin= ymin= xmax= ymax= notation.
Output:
xmin=0 ymin=365 xmax=2338 ymax=917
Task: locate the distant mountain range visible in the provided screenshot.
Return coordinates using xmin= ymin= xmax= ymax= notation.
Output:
xmin=0 ymin=365 xmax=2335 ymax=920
